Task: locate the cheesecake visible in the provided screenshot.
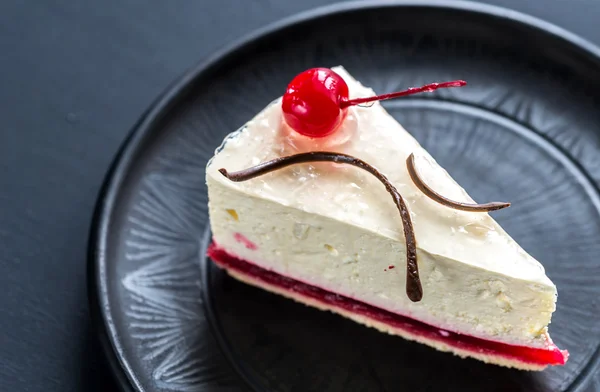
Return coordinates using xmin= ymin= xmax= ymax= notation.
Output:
xmin=205 ymin=66 xmax=568 ymax=370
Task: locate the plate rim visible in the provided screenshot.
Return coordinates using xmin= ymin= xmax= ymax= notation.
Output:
xmin=87 ymin=1 xmax=600 ymax=391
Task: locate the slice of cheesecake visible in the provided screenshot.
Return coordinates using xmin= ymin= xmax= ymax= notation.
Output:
xmin=205 ymin=66 xmax=567 ymax=370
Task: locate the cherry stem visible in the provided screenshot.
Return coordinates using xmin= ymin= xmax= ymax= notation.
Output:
xmin=340 ymin=80 xmax=467 ymax=108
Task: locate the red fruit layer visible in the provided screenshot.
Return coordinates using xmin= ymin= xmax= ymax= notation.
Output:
xmin=207 ymin=243 xmax=568 ymax=367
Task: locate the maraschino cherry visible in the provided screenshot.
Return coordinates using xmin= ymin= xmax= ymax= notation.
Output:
xmin=282 ymin=68 xmax=466 ymax=138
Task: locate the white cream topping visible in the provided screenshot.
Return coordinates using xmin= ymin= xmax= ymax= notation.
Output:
xmin=206 ymin=66 xmax=557 ymax=347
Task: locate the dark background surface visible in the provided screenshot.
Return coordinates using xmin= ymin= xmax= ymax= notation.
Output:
xmin=1 ymin=1 xmax=599 ymax=391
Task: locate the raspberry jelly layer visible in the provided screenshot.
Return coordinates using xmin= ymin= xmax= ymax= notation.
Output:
xmin=207 ymin=243 xmax=567 ymax=367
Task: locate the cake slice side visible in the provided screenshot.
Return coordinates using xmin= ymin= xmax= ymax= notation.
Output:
xmin=207 ymin=176 xmax=558 ymax=351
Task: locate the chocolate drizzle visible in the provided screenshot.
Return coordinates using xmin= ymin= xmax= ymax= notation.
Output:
xmin=406 ymin=153 xmax=511 ymax=212
xmin=218 ymin=151 xmax=423 ymax=302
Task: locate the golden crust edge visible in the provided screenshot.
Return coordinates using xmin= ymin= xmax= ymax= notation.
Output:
xmin=222 ymin=267 xmax=547 ymax=371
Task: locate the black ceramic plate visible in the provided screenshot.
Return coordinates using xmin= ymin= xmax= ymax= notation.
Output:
xmin=89 ymin=1 xmax=600 ymax=391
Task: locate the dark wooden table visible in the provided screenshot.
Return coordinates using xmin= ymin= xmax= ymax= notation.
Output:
xmin=1 ymin=0 xmax=599 ymax=390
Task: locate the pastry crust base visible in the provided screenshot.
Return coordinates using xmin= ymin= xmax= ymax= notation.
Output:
xmin=208 ymin=244 xmax=567 ymax=371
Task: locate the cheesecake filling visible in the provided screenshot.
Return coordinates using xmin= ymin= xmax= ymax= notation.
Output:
xmin=208 ymin=243 xmax=567 ymax=367
xmin=205 ymin=66 xmax=564 ymax=358
xmin=207 ymin=66 xmax=554 ymax=289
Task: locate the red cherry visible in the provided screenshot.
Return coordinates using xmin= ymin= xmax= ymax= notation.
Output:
xmin=281 ymin=68 xmax=349 ymax=138
xmin=281 ymin=68 xmax=467 ymax=138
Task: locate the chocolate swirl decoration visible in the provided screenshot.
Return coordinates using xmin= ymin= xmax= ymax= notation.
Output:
xmin=406 ymin=153 xmax=511 ymax=212
xmin=218 ymin=151 xmax=423 ymax=302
